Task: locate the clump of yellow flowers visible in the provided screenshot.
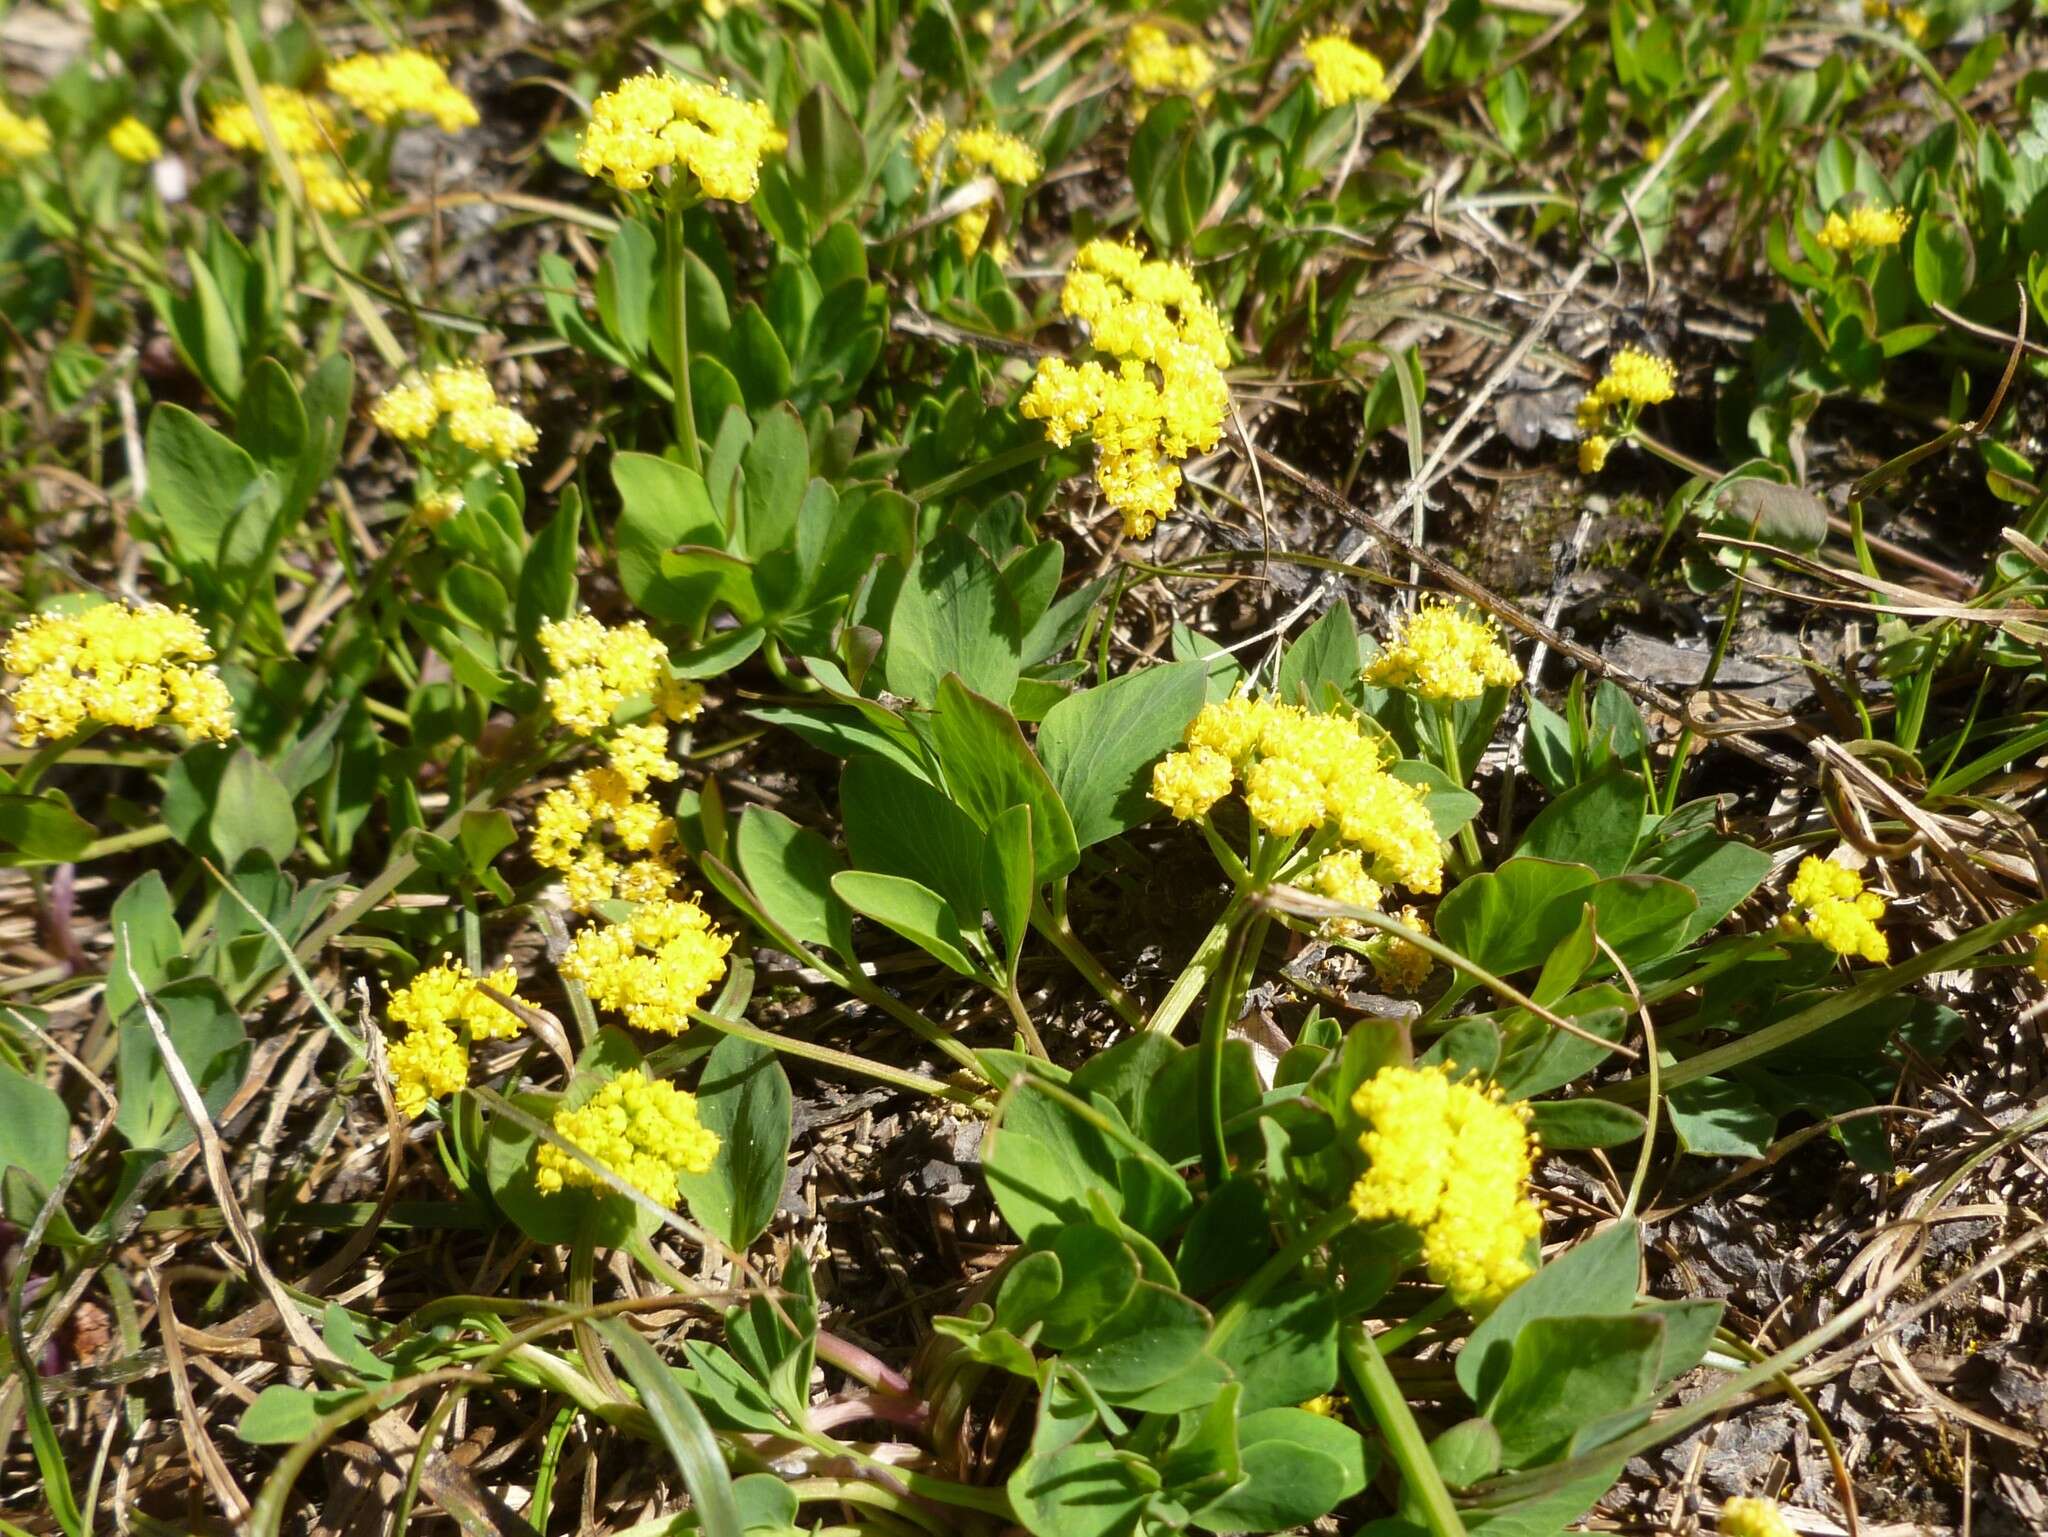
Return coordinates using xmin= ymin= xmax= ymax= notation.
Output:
xmin=537 ymin=613 xmax=702 ymax=738
xmin=108 ymin=116 xmax=162 ymax=164
xmin=0 ymin=102 xmax=53 ymax=168
xmin=1302 ymin=34 xmax=1392 ymax=110
xmin=1365 ymin=598 xmax=1522 ymax=701
xmin=3 ymin=602 xmax=235 ymax=744
xmin=536 ymin=1070 xmax=720 ymax=1206
xmin=1862 ymin=0 xmax=1930 ymax=42
xmin=1718 ymin=1496 xmax=1795 ymax=1537
xmin=1349 ymin=1063 xmax=1542 ymax=1312
xmin=562 ymin=896 xmax=734 ymax=1034
xmin=1816 ymin=203 xmax=1911 ymax=256
xmin=383 ymin=960 xmax=535 ymax=1117
xmin=909 ymin=119 xmax=1043 ymax=258
xmin=1020 ymin=239 xmax=1231 ymax=537
xmin=1573 ymin=345 xmax=1676 ymax=475
xmin=576 ymin=73 xmax=785 ymax=200
xmin=1785 ymin=855 xmax=1889 ymax=963
xmin=370 ymin=363 xmax=541 ymax=507
xmin=2030 ymin=923 xmax=2048 ymax=982
xmin=209 ymin=85 xmax=363 ymax=215
xmin=326 ymin=49 xmax=479 ymax=132
xmin=1123 ymin=23 xmax=1217 ymax=99
xmin=1151 ymin=694 xmax=1445 ymax=896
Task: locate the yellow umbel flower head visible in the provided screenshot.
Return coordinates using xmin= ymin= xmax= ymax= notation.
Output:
xmin=1019 ymin=240 xmax=1231 ymax=538
xmin=538 ymin=614 xmax=701 ymax=737
xmin=295 ymin=156 xmax=365 ymax=215
xmin=561 ymin=898 xmax=734 ymax=1035
xmin=1349 ymin=1063 xmax=1542 ymax=1311
xmin=1365 ymin=598 xmax=1521 ymax=701
xmin=0 ymin=102 xmax=53 ymax=167
xmin=4 ymin=602 xmax=234 ymax=744
xmin=108 ymin=116 xmax=163 ymax=164
xmin=383 ymin=960 xmax=534 ymax=1117
xmin=327 ymin=49 xmax=479 ymax=132
xmin=209 ymin=86 xmax=346 ymax=157
xmin=1785 ymin=855 xmax=1888 ymax=963
xmin=910 ymin=121 xmax=1042 ymax=256
xmin=1718 ymin=1497 xmax=1794 ymax=1537
xmin=576 ymin=72 xmax=785 ymax=199
xmin=1123 ymin=23 xmax=1217 ymax=97
xmin=1572 ymin=346 xmax=1676 ymax=466
xmin=531 ymin=724 xmax=688 ymax=911
xmin=2030 ymin=923 xmax=2048 ymax=982
xmin=1366 ymin=905 xmax=1434 ymax=992
xmin=1302 ymin=34 xmax=1391 ymax=109
xmin=370 ymin=363 xmax=538 ymax=463
xmin=1816 ymin=204 xmax=1911 ymax=255
xmin=1149 ymin=692 xmax=1445 ymax=895
xmin=535 ymin=1069 xmax=720 ymax=1207
xmin=1578 ymin=435 xmax=1611 ymax=475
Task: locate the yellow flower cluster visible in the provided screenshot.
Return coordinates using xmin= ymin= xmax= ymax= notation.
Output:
xmin=1786 ymin=856 xmax=1889 ymax=963
xmin=561 ymin=896 xmax=734 ymax=1034
xmin=1348 ymin=1064 xmax=1542 ymax=1311
xmin=532 ymin=724 xmax=687 ymax=909
xmin=1816 ymin=204 xmax=1911 ymax=255
xmin=1123 ymin=23 xmax=1217 ymax=97
xmin=1307 ymin=853 xmax=1431 ymax=985
xmin=535 ymin=1069 xmax=720 ymax=1207
xmin=1718 ymin=1497 xmax=1794 ymax=1537
xmin=910 ymin=120 xmax=1043 ymax=256
xmin=1862 ymin=0 xmax=1929 ymax=40
xmin=108 ymin=116 xmax=162 ymax=164
xmin=1020 ymin=240 xmax=1231 ymax=537
xmin=1573 ymin=346 xmax=1676 ymax=472
xmin=3 ymin=602 xmax=235 ymax=744
xmin=208 ymin=86 xmax=363 ymax=215
xmin=537 ymin=613 xmax=702 ymax=737
xmin=1302 ymin=34 xmax=1392 ymax=110
xmin=0 ymin=103 xmax=52 ymax=167
xmin=209 ymin=85 xmax=344 ymax=156
xmin=1151 ymin=694 xmax=1445 ymax=894
xmin=1365 ymin=598 xmax=1522 ymax=702
xmin=370 ymin=363 xmax=540 ymax=464
xmin=384 ymin=960 xmax=532 ymax=1117
xmin=2030 ymin=923 xmax=2048 ymax=982
xmin=576 ymin=73 xmax=785 ymax=199
xmin=326 ymin=49 xmax=479 ymax=132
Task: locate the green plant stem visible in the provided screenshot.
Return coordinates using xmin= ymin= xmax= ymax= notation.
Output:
xmin=1030 ymin=891 xmax=1142 ymax=1028
xmin=1209 ymin=1205 xmax=1356 ymax=1349
xmin=686 ymin=1005 xmax=989 ymax=1110
xmin=1197 ymin=922 xmax=1255 ymax=1188
xmin=1371 ymin=1292 xmax=1457 ymax=1355
xmin=76 ymin=823 xmax=174 ymax=861
xmin=1660 ymin=541 xmax=1752 ymax=814
xmin=665 ymin=190 xmax=701 ymax=473
xmin=1146 ymin=886 xmax=1251 ymax=1037
xmin=1433 ymin=706 xmax=1483 ymax=868
xmin=1340 ymin=1322 xmax=1469 ymax=1537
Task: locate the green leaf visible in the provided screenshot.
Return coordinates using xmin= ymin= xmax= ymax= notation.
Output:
xmin=984 ymin=1076 xmax=1192 ymax=1246
xmin=1037 ymin=1222 xmax=1142 ymax=1350
xmin=107 ymin=873 xmax=180 ymax=1021
xmin=1210 ymin=1277 xmax=1337 ymax=1413
xmin=1526 ymin=1099 xmax=1647 ymax=1149
xmin=1008 ymin=1437 xmax=1159 ymax=1537
xmin=1129 ymin=96 xmax=1215 ymax=252
xmin=1431 ymin=1418 xmax=1503 ymax=1489
xmin=0 ymin=792 xmax=94 ymax=865
xmin=597 ymin=1320 xmax=746 ymax=1537
xmin=1458 ymin=1219 xmax=1640 ymax=1409
xmin=1912 ymin=209 xmax=1974 ymax=310
xmin=882 ymin=530 xmax=1024 ymax=706
xmin=785 ymin=83 xmax=867 ymax=226
xmin=596 ymin=218 xmax=657 ymax=359
xmin=1275 ymin=604 xmax=1362 ymax=708
xmin=1067 ymin=1280 xmax=1213 ymax=1399
xmin=113 ymin=978 xmax=252 ymax=1153
xmin=516 ymin=489 xmax=584 ymax=646
xmin=0 ymin=1061 xmax=70 ymax=1207
xmin=1435 ymin=858 xmax=1599 ymax=982
xmin=1666 ymin=1075 xmax=1776 ymax=1157
xmin=729 ymin=303 xmax=796 ymax=415
xmin=1194 ymin=1408 xmax=1369 ymax=1531
xmin=1485 ymin=1313 xmax=1665 ymax=1468
xmin=213 ymin=749 xmax=299 ymax=869
xmin=982 ymin=803 xmax=1034 ymax=981
xmin=738 ymin=404 xmax=809 ymax=560
xmin=830 ymin=870 xmax=982 ymax=975
xmin=1513 ymin=767 xmax=1646 ymax=876
xmin=673 ymin=1033 xmax=792 ymax=1251
xmin=1634 ymin=827 xmax=1771 ymax=944
xmin=613 ymin=453 xmax=727 ymax=626
xmin=235 ymin=358 xmax=307 ymax=495
xmin=146 ymin=403 xmax=263 ymax=576
xmin=734 ymin=807 xmax=853 ymax=961
xmin=236 ymin=1385 xmax=359 ymax=1445
xmin=928 ymin=675 xmax=1079 ymax=883
xmin=841 ymin=755 xmax=990 ymax=926
xmin=1039 ymin=661 xmax=1206 ymax=850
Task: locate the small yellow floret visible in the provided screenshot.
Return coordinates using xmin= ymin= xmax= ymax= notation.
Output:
xmin=384 ymin=960 xmax=533 ymax=1116
xmin=1243 ymin=755 xmax=1326 ymax=837
xmin=108 ymin=116 xmax=163 ymax=164
xmin=1368 ymin=905 xmax=1434 ymax=992
xmin=1816 ymin=204 xmax=1911 ymax=255
xmin=577 ymin=73 xmax=784 ymax=199
xmin=1302 ymin=34 xmax=1391 ymax=109
xmin=1366 ymin=598 xmax=1522 ymax=701
xmin=561 ymin=898 xmax=733 ymax=1034
xmin=1124 ymin=23 xmax=1217 ymax=97
xmin=534 ymin=1069 xmax=720 ymax=1207
xmin=4 ymin=602 xmax=234 ymax=743
xmin=1151 ymin=746 xmax=1234 ymax=821
xmin=1718 ymin=1496 xmax=1795 ymax=1537
xmin=1311 ymin=846 xmax=1384 ymax=916
xmin=1786 ymin=855 xmax=1889 ymax=963
xmin=209 ymin=86 xmax=346 ymax=157
xmin=0 ymin=103 xmax=53 ymax=167
xmin=1349 ymin=1063 xmax=1542 ymax=1311
xmin=327 ymin=49 xmax=479 ymax=132
xmin=371 ymin=381 xmax=440 ymax=440
xmin=1578 ymin=435 xmax=1611 ymax=474
xmin=538 ymin=614 xmax=679 ymax=735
